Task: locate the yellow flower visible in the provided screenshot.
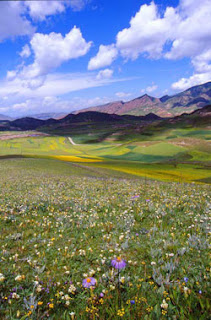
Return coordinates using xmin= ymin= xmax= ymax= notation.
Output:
xmin=117 ymin=308 xmax=125 ymax=317
xmin=49 ymin=303 xmax=54 ymax=309
xmin=38 ymin=301 xmax=43 ymax=306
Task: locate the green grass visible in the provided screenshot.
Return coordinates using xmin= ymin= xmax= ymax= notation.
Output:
xmin=0 ymin=129 xmax=210 ymax=183
xmin=0 ymin=158 xmax=210 ymax=319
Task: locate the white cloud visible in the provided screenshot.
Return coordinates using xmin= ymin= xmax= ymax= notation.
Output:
xmin=0 ymin=1 xmax=34 ymax=42
xmin=12 ymin=27 xmax=92 ymax=81
xmin=171 ymin=48 xmax=211 ymax=90
xmin=115 ymin=92 xmax=131 ymax=98
xmin=165 ymin=1 xmax=211 ymax=60
xmin=171 ymin=72 xmax=211 ymax=91
xmin=146 ymin=85 xmax=158 ymax=93
xmin=140 ymin=84 xmax=158 ymax=94
xmin=96 ymin=69 xmax=113 ymax=80
xmin=1 ymin=94 xmax=113 ymax=117
xmin=24 ymin=0 xmax=66 ymax=21
xmin=0 ymin=0 xmax=91 ymax=42
xmin=116 ymin=0 xmax=211 ymax=62
xmin=0 ymin=72 xmax=131 ymax=116
xmin=116 ymin=2 xmax=179 ymax=60
xmin=7 ymin=70 xmax=18 ymax=81
xmin=88 ymin=44 xmax=118 ymax=70
xmin=20 ymin=44 xmax=31 ymax=58
xmin=0 ymin=72 xmax=130 ymax=101
xmin=70 ymin=0 xmax=89 ymax=11
xmin=115 ymin=0 xmax=211 ymax=90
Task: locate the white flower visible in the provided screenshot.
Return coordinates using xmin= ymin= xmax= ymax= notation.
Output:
xmin=68 ymin=285 xmax=76 ymax=293
xmin=15 ymin=275 xmax=22 ymax=281
xmin=70 ymin=312 xmax=75 ymax=319
xmin=12 ymin=293 xmax=20 ymax=299
xmin=0 ymin=273 xmax=5 ymax=282
xmin=161 ymin=299 xmax=168 ymax=310
xmin=151 ymin=261 xmax=156 ymax=265
xmin=36 ymin=285 xmax=42 ymax=293
xmin=119 ymin=235 xmax=124 ymax=241
xmin=89 ymin=269 xmax=95 ymax=276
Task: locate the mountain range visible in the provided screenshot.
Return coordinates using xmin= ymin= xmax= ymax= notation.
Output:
xmin=0 ymin=110 xmax=162 ymax=131
xmin=74 ymin=81 xmax=211 ymax=117
xmin=0 ymin=104 xmax=210 ymax=133
xmin=0 ymin=82 xmax=210 ymax=122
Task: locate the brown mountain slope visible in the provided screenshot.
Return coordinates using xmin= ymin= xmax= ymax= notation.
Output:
xmin=75 ymin=82 xmax=211 ymax=117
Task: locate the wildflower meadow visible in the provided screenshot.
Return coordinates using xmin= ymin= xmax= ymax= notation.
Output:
xmin=0 ymin=159 xmax=210 ymax=319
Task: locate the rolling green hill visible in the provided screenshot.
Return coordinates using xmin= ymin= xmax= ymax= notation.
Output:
xmin=0 ymin=105 xmax=210 ymax=183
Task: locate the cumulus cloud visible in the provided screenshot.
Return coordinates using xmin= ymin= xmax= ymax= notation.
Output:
xmin=165 ymin=0 xmax=211 ymax=60
xmin=116 ymin=2 xmax=179 ymax=60
xmin=96 ymin=69 xmax=113 ymax=80
xmin=172 ymin=48 xmax=211 ymax=90
xmin=88 ymin=44 xmax=118 ymax=70
xmin=10 ymin=27 xmax=92 ymax=83
xmin=24 ymin=0 xmax=66 ymax=21
xmin=115 ymin=0 xmax=211 ymax=89
xmin=171 ymin=72 xmax=211 ymax=91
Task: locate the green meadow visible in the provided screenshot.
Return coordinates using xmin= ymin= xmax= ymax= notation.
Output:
xmin=0 ymin=126 xmax=210 ymax=319
xmin=0 ymin=158 xmax=210 ymax=319
xmin=0 ymin=126 xmax=210 ymax=183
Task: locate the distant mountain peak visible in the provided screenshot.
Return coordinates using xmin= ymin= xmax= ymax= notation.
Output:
xmin=135 ymin=94 xmax=154 ymax=100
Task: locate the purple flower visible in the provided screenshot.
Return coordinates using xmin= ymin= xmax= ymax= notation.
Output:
xmin=111 ymin=257 xmax=126 ymax=270
xmin=82 ymin=277 xmax=96 ymax=288
xmin=184 ymin=277 xmax=188 ymax=283
xmin=99 ymin=293 xmax=104 ymax=298
xmin=131 ymin=195 xmax=139 ymax=199
xmin=130 ymin=300 xmax=135 ymax=305
xmin=199 ymin=290 xmax=202 ymax=294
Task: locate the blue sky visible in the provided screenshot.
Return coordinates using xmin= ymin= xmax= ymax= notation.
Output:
xmin=0 ymin=0 xmax=210 ymax=116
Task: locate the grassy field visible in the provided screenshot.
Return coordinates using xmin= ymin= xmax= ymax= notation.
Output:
xmin=0 ymin=127 xmax=210 ymax=183
xmin=0 ymin=158 xmax=210 ymax=319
